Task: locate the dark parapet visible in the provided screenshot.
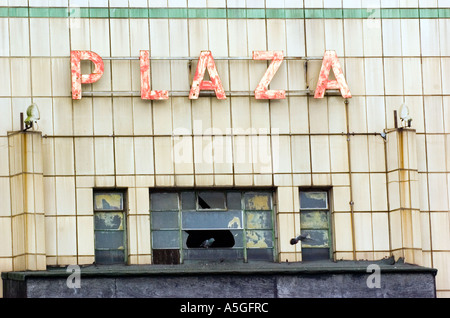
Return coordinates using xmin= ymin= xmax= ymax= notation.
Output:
xmin=1 ymin=259 xmax=437 ymax=298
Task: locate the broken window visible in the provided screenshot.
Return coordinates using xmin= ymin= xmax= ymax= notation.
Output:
xmin=197 ymin=191 xmax=226 ymax=210
xmin=299 ymin=190 xmax=332 ymax=261
xmin=93 ymin=191 xmax=127 ymax=264
xmin=150 ymin=190 xmax=275 ymax=264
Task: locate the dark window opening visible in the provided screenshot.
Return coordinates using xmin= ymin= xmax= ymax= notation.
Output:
xmin=185 ymin=230 xmax=235 ymax=248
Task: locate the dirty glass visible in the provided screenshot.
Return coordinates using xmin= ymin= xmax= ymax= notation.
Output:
xmin=181 ymin=192 xmax=196 ymax=210
xmin=246 ymin=230 xmax=273 ymax=248
xmin=152 ymin=230 xmax=180 ymax=249
xmin=93 ymin=191 xmax=126 ymax=264
xmin=94 ymin=212 xmax=124 ymax=230
xmin=182 ymin=211 xmax=243 ymax=229
xmin=197 ymin=191 xmax=226 ymax=210
xmin=95 ymin=231 xmax=125 ymax=250
xmin=244 ymin=193 xmax=272 ymax=210
xmin=227 ymin=192 xmax=242 ymax=210
xmin=247 ymin=248 xmax=273 ymax=261
xmin=302 ymin=248 xmax=330 ymax=262
xmin=151 ymin=211 xmax=179 ymax=230
xmin=153 ymin=249 xmax=180 ymax=265
xmin=94 ymin=193 xmax=123 ymax=211
xmin=95 ymin=250 xmax=125 ymax=264
xmin=245 ymin=211 xmax=272 ymax=229
xmin=183 ymin=248 xmax=244 ymax=261
xmin=150 ymin=190 xmax=275 ymax=262
xmin=299 ymin=229 xmax=329 ymax=248
xmin=300 ymin=191 xmax=328 ymax=209
xmin=300 ymin=211 xmax=328 ymax=229
xmin=151 ymin=192 xmax=179 ymax=211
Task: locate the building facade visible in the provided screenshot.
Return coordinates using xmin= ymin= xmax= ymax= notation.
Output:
xmin=0 ymin=0 xmax=449 ymax=298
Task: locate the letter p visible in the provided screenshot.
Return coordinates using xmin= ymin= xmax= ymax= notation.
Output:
xmin=71 ymin=50 xmax=104 ymax=100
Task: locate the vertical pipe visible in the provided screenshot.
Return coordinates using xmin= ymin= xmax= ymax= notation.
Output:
xmin=344 ymin=99 xmax=357 ymax=260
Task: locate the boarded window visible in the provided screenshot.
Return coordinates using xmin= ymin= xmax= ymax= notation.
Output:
xmin=299 ymin=190 xmax=332 ymax=261
xmin=94 ymin=191 xmax=127 ymax=264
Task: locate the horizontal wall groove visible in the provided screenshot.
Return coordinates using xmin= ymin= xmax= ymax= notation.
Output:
xmin=1 ymin=7 xmax=450 ymax=19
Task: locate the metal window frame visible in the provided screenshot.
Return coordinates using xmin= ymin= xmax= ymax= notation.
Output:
xmin=93 ymin=189 xmax=128 ymax=264
xmin=299 ymin=188 xmax=333 ymax=260
xmin=149 ymin=189 xmax=277 ymax=263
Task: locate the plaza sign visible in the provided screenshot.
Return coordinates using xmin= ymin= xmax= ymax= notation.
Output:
xmin=71 ymin=50 xmax=351 ymax=100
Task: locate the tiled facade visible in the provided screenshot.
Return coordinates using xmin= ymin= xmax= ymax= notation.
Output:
xmin=0 ymin=0 xmax=449 ymax=298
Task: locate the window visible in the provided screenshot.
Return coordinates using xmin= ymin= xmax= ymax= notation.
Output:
xmin=299 ymin=190 xmax=332 ymax=261
xmin=93 ymin=191 xmax=127 ymax=264
xmin=150 ymin=190 xmax=275 ymax=264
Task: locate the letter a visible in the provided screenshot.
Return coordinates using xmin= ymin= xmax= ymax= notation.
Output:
xmin=314 ymin=50 xmax=351 ymax=99
xmin=71 ymin=50 xmax=104 ymax=100
xmin=189 ymin=51 xmax=226 ymax=100
xmin=140 ymin=50 xmax=169 ymax=100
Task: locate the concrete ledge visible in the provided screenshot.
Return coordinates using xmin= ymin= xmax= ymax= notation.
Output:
xmin=2 ymin=259 xmax=437 ymax=298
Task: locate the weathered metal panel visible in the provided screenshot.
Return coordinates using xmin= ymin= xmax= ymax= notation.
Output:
xmin=189 ymin=50 xmax=226 ymax=100
xmin=314 ymin=50 xmax=351 ymax=99
xmin=252 ymin=51 xmax=286 ymax=99
xmin=71 ymin=50 xmax=104 ymax=99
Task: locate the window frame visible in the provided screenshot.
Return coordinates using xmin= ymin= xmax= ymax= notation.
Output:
xmin=298 ymin=188 xmax=333 ymax=261
xmin=149 ymin=189 xmax=277 ymax=264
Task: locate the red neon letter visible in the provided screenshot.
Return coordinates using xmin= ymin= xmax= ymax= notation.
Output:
xmin=314 ymin=50 xmax=351 ymax=99
xmin=189 ymin=51 xmax=226 ymax=100
xmin=140 ymin=50 xmax=169 ymax=100
xmin=253 ymin=51 xmax=285 ymax=99
xmin=71 ymin=50 xmax=104 ymax=100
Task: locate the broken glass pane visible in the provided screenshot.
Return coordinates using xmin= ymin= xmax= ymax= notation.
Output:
xmin=150 ymin=192 xmax=179 ymax=211
xmin=181 ymin=192 xmax=196 ymax=210
xmin=227 ymin=192 xmax=242 ymax=210
xmin=152 ymin=230 xmax=180 ymax=249
xmin=245 ymin=211 xmax=272 ymax=229
xmin=94 ymin=193 xmax=123 ymax=211
xmin=299 ymin=229 xmax=329 ymax=248
xmin=151 ymin=211 xmax=179 ymax=229
xmin=245 ymin=230 xmax=273 ymax=248
xmin=299 ymin=191 xmax=328 ymax=209
xmin=300 ymin=211 xmax=329 ymax=229
xmin=182 ymin=211 xmax=243 ymax=229
xmin=94 ymin=212 xmax=124 ymax=230
xmin=197 ymin=191 xmax=226 ymax=210
xmin=95 ymin=231 xmax=125 ymax=250
xmin=244 ymin=193 xmax=272 ymax=210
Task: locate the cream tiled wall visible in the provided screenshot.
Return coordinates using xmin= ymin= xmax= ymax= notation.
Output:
xmin=0 ymin=1 xmax=449 ymax=297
